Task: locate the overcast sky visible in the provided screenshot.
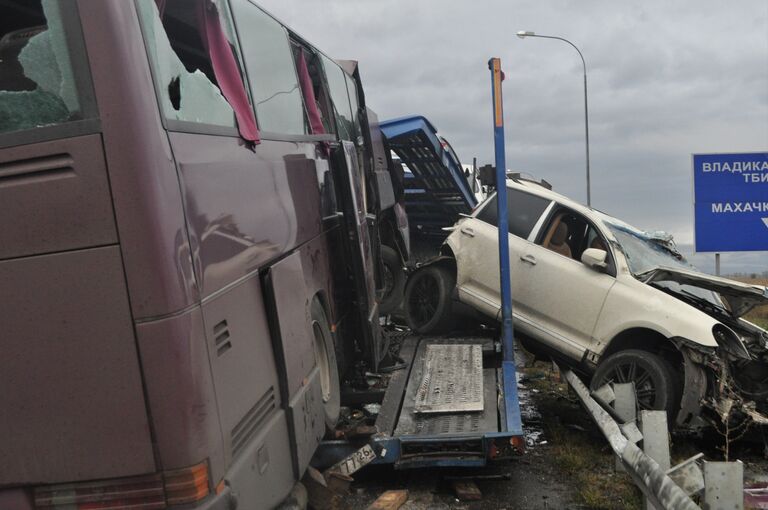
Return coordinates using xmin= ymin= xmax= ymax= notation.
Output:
xmin=259 ymin=0 xmax=768 ymax=273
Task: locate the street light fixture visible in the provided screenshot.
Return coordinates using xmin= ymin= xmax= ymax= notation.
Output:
xmin=517 ymin=31 xmax=592 ymax=207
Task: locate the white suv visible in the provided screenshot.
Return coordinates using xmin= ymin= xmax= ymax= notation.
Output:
xmin=403 ymin=178 xmax=768 ymax=430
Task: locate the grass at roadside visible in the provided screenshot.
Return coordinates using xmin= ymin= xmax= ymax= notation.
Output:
xmin=734 ymin=277 xmax=768 ymax=330
xmin=521 ymin=363 xmax=643 ymax=510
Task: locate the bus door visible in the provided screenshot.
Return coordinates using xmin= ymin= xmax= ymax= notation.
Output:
xmin=316 ymin=55 xmax=386 ymax=370
xmin=331 ymin=140 xmax=385 ymax=369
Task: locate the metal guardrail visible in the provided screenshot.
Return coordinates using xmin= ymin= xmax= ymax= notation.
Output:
xmin=562 ymin=370 xmax=701 ymax=510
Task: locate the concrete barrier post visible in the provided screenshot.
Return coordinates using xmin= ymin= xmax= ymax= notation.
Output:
xmin=640 ymin=410 xmax=671 ymax=510
xmin=703 ymin=460 xmax=743 ymax=510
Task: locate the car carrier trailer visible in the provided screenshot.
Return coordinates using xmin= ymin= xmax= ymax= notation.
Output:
xmin=312 ymin=329 xmax=524 ymax=470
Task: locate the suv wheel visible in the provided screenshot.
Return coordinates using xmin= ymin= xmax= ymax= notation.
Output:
xmin=404 ymin=265 xmax=454 ymax=334
xmin=590 ymin=349 xmax=679 ymax=416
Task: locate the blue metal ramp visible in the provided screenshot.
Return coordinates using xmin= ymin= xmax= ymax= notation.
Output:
xmin=380 ymin=116 xmax=477 ymax=239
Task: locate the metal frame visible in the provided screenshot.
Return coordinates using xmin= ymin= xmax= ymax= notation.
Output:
xmin=312 ymin=335 xmax=524 ymax=470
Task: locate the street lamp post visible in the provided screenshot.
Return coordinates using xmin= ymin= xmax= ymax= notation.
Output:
xmin=517 ymin=31 xmax=591 ymax=207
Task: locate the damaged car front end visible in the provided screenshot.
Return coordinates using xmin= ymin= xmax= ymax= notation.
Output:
xmin=610 ymin=224 xmax=768 ymax=432
xmin=671 ymin=335 xmax=768 ymax=433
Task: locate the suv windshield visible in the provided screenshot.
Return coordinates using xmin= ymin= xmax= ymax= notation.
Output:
xmin=604 ymin=221 xmax=690 ymax=274
xmin=0 ymin=0 xmax=96 ymax=141
xmin=603 ymin=218 xmax=727 ymax=310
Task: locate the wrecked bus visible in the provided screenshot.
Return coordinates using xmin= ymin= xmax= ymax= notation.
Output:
xmin=0 ymin=0 xmax=399 ymax=508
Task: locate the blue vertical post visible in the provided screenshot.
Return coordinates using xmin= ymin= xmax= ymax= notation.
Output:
xmin=489 ymin=58 xmax=522 ymax=436
xmin=489 ymin=58 xmax=515 ymax=360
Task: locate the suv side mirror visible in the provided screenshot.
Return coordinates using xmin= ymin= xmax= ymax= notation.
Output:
xmin=581 ymin=248 xmax=608 ymax=272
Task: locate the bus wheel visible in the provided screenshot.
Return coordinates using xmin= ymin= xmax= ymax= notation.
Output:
xmin=311 ymin=299 xmax=340 ymax=432
xmin=404 ymin=265 xmax=454 ymax=334
xmin=379 ymin=245 xmax=405 ymax=315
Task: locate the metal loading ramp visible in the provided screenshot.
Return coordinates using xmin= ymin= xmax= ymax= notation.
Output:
xmin=413 ymin=344 xmax=484 ymax=414
xmin=379 ymin=116 xmax=477 ymax=239
xmin=394 ymin=339 xmax=499 ymax=437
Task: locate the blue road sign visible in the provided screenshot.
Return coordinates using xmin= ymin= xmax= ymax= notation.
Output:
xmin=693 ymin=152 xmax=768 ymax=252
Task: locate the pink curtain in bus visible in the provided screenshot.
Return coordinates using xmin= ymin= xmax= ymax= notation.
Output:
xmin=296 ymin=51 xmax=324 ymax=135
xmin=197 ymin=0 xmax=260 ymax=143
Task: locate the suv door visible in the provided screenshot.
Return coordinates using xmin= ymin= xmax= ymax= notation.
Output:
xmin=449 ymin=186 xmax=551 ymax=321
xmin=515 ymin=207 xmax=616 ymax=360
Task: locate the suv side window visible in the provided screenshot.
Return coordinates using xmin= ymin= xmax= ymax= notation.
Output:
xmin=538 ymin=207 xmax=615 ymax=274
xmin=506 ymin=187 xmax=551 ymax=238
xmin=231 ymin=0 xmax=305 ymax=136
xmin=475 ymin=188 xmax=551 ymax=239
xmin=475 ymin=194 xmax=499 ymax=227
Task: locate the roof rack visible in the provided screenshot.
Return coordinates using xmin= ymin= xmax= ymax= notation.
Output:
xmin=506 ymin=172 xmax=552 ymax=190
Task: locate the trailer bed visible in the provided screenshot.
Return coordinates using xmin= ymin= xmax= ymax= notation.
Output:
xmin=312 ymin=332 xmax=523 ymax=470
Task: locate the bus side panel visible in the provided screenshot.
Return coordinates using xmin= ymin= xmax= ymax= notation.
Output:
xmin=79 ymin=0 xmax=199 ymax=319
xmin=0 ymin=246 xmax=154 ymax=484
xmin=265 ymin=249 xmax=327 ymax=476
xmin=0 ymin=134 xmax=117 ymax=261
xmin=198 ymin=275 xmax=284 ymax=479
xmin=134 ymin=307 xmax=225 ymax=481
xmin=225 ymin=412 xmax=295 ymax=510
xmin=167 ymin=133 xmax=322 ymax=300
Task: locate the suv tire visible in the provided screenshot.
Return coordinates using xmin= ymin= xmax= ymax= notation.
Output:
xmin=404 ymin=265 xmax=454 ymax=334
xmin=590 ymin=349 xmax=679 ymax=418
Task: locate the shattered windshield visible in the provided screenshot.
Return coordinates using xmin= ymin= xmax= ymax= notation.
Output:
xmin=604 ymin=221 xmax=691 ymax=275
xmin=0 ymin=0 xmax=96 ymax=137
xmin=604 ymin=219 xmax=727 ymax=310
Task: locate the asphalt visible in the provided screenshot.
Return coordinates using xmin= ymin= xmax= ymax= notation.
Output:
xmin=343 ymin=452 xmax=576 ymax=509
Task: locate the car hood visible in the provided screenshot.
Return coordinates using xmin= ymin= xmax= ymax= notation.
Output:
xmin=638 ymin=266 xmax=768 ymax=317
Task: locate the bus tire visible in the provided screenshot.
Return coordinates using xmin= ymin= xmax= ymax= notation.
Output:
xmin=404 ymin=265 xmax=454 ymax=334
xmin=310 ymin=298 xmax=340 ymax=432
xmin=379 ymin=245 xmax=405 ymax=315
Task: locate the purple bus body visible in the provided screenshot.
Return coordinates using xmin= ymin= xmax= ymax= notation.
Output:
xmin=0 ymin=1 xmax=376 ymax=508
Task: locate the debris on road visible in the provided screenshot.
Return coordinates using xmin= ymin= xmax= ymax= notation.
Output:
xmin=366 ymin=489 xmax=409 ymax=510
xmin=451 ymin=480 xmax=483 ymax=501
xmin=303 ymin=466 xmax=346 ymax=510
xmin=325 ymin=472 xmax=354 ymax=495
xmin=745 ymin=483 xmax=768 ymax=509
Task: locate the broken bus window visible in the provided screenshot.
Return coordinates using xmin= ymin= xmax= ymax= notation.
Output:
xmin=136 ymin=0 xmax=242 ymax=131
xmin=0 ymin=0 xmax=96 ymax=137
